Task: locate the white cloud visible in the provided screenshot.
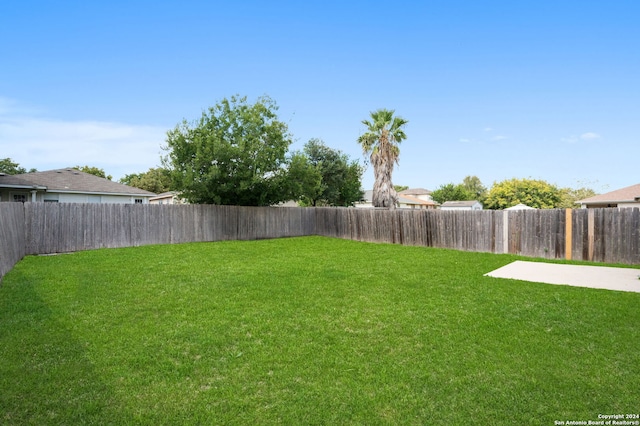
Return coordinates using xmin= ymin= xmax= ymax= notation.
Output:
xmin=483 ymin=127 xmax=492 ymax=132
xmin=561 ymin=135 xmax=579 ymax=143
xmin=0 ymin=96 xmax=40 ymax=116
xmin=580 ymin=132 xmax=600 ymax=140
xmin=459 ymin=138 xmax=471 ymax=143
xmin=491 ymin=135 xmax=507 ymax=141
xmin=0 ymin=111 xmax=167 ymax=179
xmin=561 ymin=132 xmax=601 ymax=144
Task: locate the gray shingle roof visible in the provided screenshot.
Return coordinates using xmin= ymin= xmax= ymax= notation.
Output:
xmin=2 ymin=169 xmax=156 ymax=196
xmin=398 ymin=194 xmax=438 ymax=206
xmin=577 ymin=183 xmax=640 ymax=204
xmin=441 ymin=200 xmax=480 ymax=207
xmin=359 ymin=189 xmax=437 ymax=206
xmin=398 ymin=188 xmax=432 ymax=196
xmin=0 ymin=173 xmax=46 ymax=189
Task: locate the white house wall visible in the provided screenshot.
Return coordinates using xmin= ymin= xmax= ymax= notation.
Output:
xmin=618 ymin=202 xmax=640 ymax=208
xmin=39 ymin=192 xmax=150 ymax=204
xmin=354 ymin=202 xmax=374 ymax=208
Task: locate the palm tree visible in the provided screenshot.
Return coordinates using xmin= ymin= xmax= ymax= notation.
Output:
xmin=357 ymin=109 xmax=408 ymax=209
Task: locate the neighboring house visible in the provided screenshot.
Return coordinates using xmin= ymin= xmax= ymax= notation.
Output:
xmin=398 ymin=188 xmax=439 ymax=209
xmin=440 ymin=200 xmax=483 ymax=210
xmin=353 ymin=190 xmax=376 ymax=208
xmin=577 ymin=183 xmax=640 ymax=208
xmin=149 ymin=191 xmax=186 ymax=205
xmin=274 ymin=200 xmax=301 ymax=207
xmin=0 ymin=169 xmax=156 ymax=203
xmin=354 ymin=189 xmax=438 ymax=209
xmin=505 ymin=203 xmax=535 ymax=210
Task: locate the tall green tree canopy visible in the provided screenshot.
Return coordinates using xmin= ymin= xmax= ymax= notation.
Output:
xmin=357 ymin=109 xmax=408 ymax=209
xmin=431 ymin=183 xmax=474 ymax=205
xmin=120 ymin=168 xmax=172 ymax=194
xmin=461 ymin=175 xmax=487 ymax=202
xmin=289 ymin=139 xmax=363 ymax=206
xmin=163 ymin=95 xmax=292 ymax=206
xmin=484 ymin=178 xmax=562 ymax=209
xmin=431 ymin=175 xmax=487 ymax=204
xmin=286 ymin=152 xmax=323 ymax=205
xmin=0 ymin=158 xmax=36 ymax=174
xmin=558 ymin=186 xmax=598 ymax=208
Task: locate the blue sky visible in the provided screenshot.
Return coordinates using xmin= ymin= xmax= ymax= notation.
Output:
xmin=1 ymin=1 xmax=638 ymax=192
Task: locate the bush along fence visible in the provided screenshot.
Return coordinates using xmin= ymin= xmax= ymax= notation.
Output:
xmin=1 ymin=203 xmax=638 ymax=281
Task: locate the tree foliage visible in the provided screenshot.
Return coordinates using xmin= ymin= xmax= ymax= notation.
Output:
xmin=484 ymin=178 xmax=562 ymax=209
xmin=0 ymin=158 xmax=36 ymax=174
xmin=431 ymin=183 xmax=474 ymax=204
xmin=357 ymin=109 xmax=408 ymax=209
xmin=558 ymin=186 xmax=598 ymax=208
xmin=461 ymin=175 xmax=487 ymax=202
xmin=73 ymin=165 xmax=112 ymax=180
xmin=163 ymin=95 xmax=292 ymax=206
xmin=290 ymin=139 xmax=363 ymax=207
xmin=120 ymin=168 xmax=172 ymax=194
xmin=287 ymin=152 xmax=323 ymax=205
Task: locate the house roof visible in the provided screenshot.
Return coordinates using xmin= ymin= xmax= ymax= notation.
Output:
xmin=505 ymin=203 xmax=535 ymax=210
xmin=441 ymin=200 xmax=480 ymax=207
xmin=577 ymin=183 xmax=640 ymax=204
xmin=1 ymin=169 xmax=156 ymax=196
xmin=0 ymin=173 xmax=47 ymax=190
xmin=150 ymin=191 xmax=178 ymax=200
xmin=398 ymin=188 xmax=432 ymax=196
xmin=398 ymin=194 xmax=438 ymax=206
xmin=360 ymin=190 xmax=438 ymax=206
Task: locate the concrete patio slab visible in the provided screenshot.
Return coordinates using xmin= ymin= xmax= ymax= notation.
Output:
xmin=485 ymin=261 xmax=640 ymax=293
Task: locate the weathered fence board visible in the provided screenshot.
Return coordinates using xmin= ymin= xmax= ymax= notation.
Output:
xmin=0 ymin=203 xmax=25 ymax=281
xmin=1 ymin=203 xmax=639 ymax=282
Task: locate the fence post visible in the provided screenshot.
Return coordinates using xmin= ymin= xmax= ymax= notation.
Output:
xmin=565 ymin=208 xmax=572 ymax=260
xmin=502 ymin=210 xmax=509 ymax=254
xmin=588 ymin=209 xmax=595 ymax=262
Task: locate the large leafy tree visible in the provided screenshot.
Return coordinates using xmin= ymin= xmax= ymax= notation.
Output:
xmin=163 ymin=95 xmax=292 ymax=206
xmin=357 ymin=109 xmax=408 ymax=209
xmin=286 ymin=152 xmax=323 ymax=205
xmin=0 ymin=158 xmax=36 ymax=174
xmin=461 ymin=175 xmax=487 ymax=202
xmin=558 ymin=186 xmax=598 ymax=208
xmin=120 ymin=167 xmax=172 ymax=194
xmin=484 ymin=178 xmax=562 ymax=209
xmin=292 ymin=139 xmax=363 ymax=207
xmin=431 ymin=175 xmax=487 ymax=204
xmin=431 ymin=183 xmax=474 ymax=204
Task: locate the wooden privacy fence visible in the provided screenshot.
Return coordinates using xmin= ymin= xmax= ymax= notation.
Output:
xmin=0 ymin=203 xmax=26 ymax=280
xmin=316 ymin=207 xmax=639 ymax=264
xmin=22 ymin=203 xmax=316 ymax=255
xmin=1 ymin=203 xmax=638 ymax=281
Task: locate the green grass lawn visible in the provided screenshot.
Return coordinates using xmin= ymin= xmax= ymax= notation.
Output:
xmin=1 ymin=236 xmax=638 ymax=425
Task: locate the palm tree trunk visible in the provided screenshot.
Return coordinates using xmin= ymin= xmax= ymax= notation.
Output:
xmin=371 ymin=152 xmax=397 ymax=209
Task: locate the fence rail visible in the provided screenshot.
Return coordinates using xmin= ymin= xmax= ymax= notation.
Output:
xmin=1 ymin=203 xmax=638 ymax=282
